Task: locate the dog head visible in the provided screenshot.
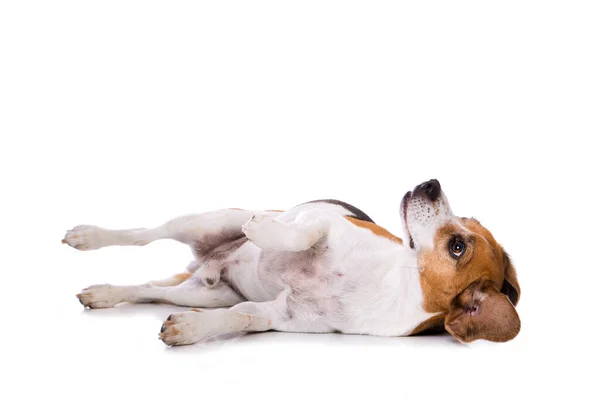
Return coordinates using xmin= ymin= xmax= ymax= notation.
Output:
xmin=401 ymin=179 xmax=520 ymax=343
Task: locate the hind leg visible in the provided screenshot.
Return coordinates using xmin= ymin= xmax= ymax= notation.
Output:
xmin=62 ymin=209 xmax=257 ymax=251
xmin=76 ymin=277 xmax=244 ymax=309
xmin=148 ymin=267 xmax=195 ymax=287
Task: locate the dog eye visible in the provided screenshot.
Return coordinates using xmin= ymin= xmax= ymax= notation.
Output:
xmin=449 ymin=238 xmax=466 ymax=257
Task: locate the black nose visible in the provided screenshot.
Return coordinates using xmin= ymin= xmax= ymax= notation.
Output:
xmin=416 ymin=179 xmax=441 ymax=201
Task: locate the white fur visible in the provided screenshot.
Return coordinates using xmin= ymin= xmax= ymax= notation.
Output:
xmin=241 ymin=213 xmax=329 ymax=251
xmin=403 ymin=191 xmax=456 ymax=250
xmin=65 ymin=202 xmax=438 ymax=346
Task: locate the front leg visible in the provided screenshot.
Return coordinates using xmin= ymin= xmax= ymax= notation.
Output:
xmin=159 ymin=290 xmax=334 ymax=346
xmin=241 ymin=212 xmax=330 ymax=251
xmin=159 ymin=308 xmax=268 ymax=346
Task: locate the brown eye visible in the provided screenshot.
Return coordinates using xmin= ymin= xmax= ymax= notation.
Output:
xmin=449 ymin=238 xmax=466 ymax=257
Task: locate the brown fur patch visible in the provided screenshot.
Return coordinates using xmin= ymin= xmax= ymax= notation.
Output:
xmin=173 ymin=272 xmax=192 ymax=283
xmin=408 ymin=313 xmax=446 ymax=336
xmin=461 ymin=218 xmax=520 ymax=305
xmin=150 ymin=272 xmax=193 ymax=287
xmin=344 ymin=217 xmax=403 ymax=244
xmin=419 ymin=220 xmax=506 ymax=313
xmin=417 ymin=218 xmax=521 ymax=342
xmin=444 ymin=280 xmax=520 ymax=342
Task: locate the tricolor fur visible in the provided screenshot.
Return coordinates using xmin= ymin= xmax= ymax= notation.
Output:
xmin=63 ymin=180 xmax=520 ymax=345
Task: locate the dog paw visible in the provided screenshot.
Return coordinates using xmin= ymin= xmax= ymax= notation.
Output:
xmin=242 ymin=215 xmax=313 ymax=251
xmin=159 ymin=309 xmax=252 ymax=346
xmin=242 ymin=215 xmax=288 ymax=250
xmin=76 ymin=284 xmax=126 ymax=308
xmin=159 ymin=310 xmax=208 ymax=346
xmin=62 ymin=225 xmax=109 ymax=250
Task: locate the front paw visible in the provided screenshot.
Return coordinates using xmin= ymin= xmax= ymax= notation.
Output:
xmin=159 ymin=310 xmax=208 ymax=346
xmin=242 ymin=215 xmax=288 ymax=250
xmin=159 ymin=309 xmax=251 ymax=346
xmin=242 ymin=215 xmax=313 ymax=251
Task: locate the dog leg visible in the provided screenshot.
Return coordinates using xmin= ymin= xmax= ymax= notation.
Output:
xmin=62 ymin=209 xmax=256 ymax=251
xmin=159 ymin=289 xmax=332 ymax=346
xmin=148 ymin=262 xmax=198 ymax=287
xmin=76 ymin=279 xmax=244 ymax=309
xmin=241 ymin=211 xmax=331 ymax=251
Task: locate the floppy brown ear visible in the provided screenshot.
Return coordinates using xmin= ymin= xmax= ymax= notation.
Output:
xmin=501 ymin=250 xmax=520 ymax=306
xmin=445 ymin=280 xmax=521 ymax=343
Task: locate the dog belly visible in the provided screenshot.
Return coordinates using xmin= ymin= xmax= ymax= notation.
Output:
xmin=226 ymin=242 xmax=338 ymax=304
xmin=226 ymin=248 xmax=433 ymax=336
xmin=224 ymin=242 xmax=286 ymax=302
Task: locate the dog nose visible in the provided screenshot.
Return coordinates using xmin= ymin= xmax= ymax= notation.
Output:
xmin=416 ymin=179 xmax=441 ymax=201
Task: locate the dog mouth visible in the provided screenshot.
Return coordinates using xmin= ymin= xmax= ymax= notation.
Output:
xmin=401 ymin=191 xmax=415 ymax=249
xmin=401 ymin=179 xmax=443 ymax=250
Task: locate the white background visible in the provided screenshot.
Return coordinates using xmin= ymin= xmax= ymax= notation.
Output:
xmin=1 ymin=1 xmax=598 ymax=399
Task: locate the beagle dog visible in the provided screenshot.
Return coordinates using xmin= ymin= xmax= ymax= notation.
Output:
xmin=63 ymin=179 xmax=520 ymax=345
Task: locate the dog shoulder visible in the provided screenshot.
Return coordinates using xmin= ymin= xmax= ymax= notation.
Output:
xmin=303 ymin=199 xmax=375 ymax=223
xmin=344 ymin=216 xmax=403 ymax=244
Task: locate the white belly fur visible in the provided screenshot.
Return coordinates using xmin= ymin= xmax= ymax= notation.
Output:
xmin=226 ymin=209 xmax=438 ymax=337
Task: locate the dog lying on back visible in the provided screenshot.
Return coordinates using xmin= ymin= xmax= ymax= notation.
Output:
xmin=63 ymin=179 xmax=520 ymax=345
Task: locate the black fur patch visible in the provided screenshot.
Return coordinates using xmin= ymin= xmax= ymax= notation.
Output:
xmin=304 ymin=199 xmax=375 ymax=223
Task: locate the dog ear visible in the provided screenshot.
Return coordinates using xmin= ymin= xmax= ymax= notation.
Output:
xmin=445 ymin=280 xmax=521 ymax=343
xmin=501 ymin=250 xmax=520 ymax=306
